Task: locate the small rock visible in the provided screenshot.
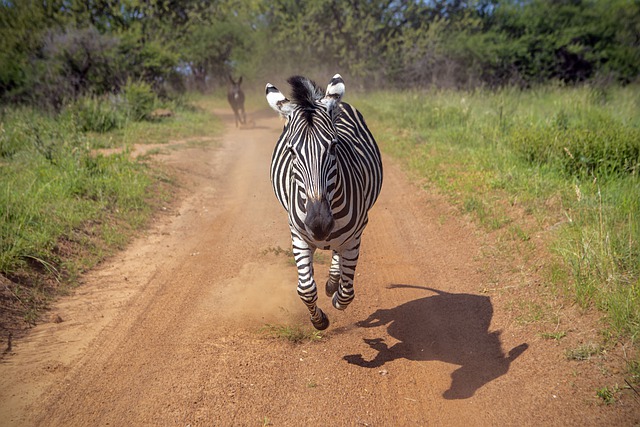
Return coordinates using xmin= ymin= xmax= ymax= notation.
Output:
xmin=52 ymin=314 xmax=64 ymax=323
xmin=379 ymin=369 xmax=388 ymax=376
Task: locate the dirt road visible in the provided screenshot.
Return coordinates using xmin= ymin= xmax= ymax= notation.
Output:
xmin=1 ymin=106 xmax=638 ymax=426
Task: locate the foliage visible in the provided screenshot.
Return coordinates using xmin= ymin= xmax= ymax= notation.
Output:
xmin=0 ymin=97 xmax=222 ymax=328
xmin=0 ymin=1 xmax=54 ymax=98
xmin=509 ymin=112 xmax=640 ymax=178
xmin=595 ymin=385 xmax=618 ymax=405
xmin=354 ymin=84 xmax=640 ymax=344
xmin=64 ymin=96 xmax=126 ymax=133
xmin=178 ymin=0 xmax=261 ymax=90
xmin=123 ymin=80 xmax=157 ymax=122
xmin=2 ymin=0 xmax=639 ymax=105
xmin=480 ymin=0 xmax=640 ymax=85
xmin=257 ymin=0 xmax=640 ymax=88
xmin=0 ymin=107 xmax=149 ymax=279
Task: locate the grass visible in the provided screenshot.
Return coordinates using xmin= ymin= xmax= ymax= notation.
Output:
xmin=352 ymin=83 xmax=640 ymax=375
xmin=540 ymin=331 xmax=567 ymax=341
xmin=262 ymin=246 xmax=293 ymax=258
xmin=596 ymin=385 xmax=617 ymax=405
xmin=565 ymin=343 xmax=602 ymax=361
xmin=88 ymin=100 xmax=218 ymax=149
xmin=260 ymin=323 xmax=323 ymax=343
xmin=514 ymin=300 xmax=549 ymax=325
xmin=0 ymin=94 xmax=223 ymax=332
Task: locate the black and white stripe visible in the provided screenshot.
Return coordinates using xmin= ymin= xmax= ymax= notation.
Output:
xmin=266 ymin=74 xmax=383 ymax=330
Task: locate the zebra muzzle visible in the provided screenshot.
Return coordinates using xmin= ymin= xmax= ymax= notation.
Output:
xmin=304 ymin=198 xmax=334 ymax=241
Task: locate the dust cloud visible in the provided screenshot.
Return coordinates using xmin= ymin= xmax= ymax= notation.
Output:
xmin=212 ymin=261 xmax=308 ymax=326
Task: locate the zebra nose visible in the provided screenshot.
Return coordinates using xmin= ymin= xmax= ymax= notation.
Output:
xmin=304 ymin=198 xmax=334 ymax=240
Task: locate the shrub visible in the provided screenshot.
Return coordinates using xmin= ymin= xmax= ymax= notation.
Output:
xmin=509 ymin=121 xmax=640 ymax=179
xmin=123 ymin=80 xmax=156 ymax=122
xmin=0 ymin=106 xmax=85 ymax=161
xmin=64 ymin=96 xmax=126 ymax=133
xmin=20 ymin=26 xmax=121 ymax=109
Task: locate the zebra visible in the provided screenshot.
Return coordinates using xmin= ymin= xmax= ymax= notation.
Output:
xmin=266 ymin=74 xmax=383 ymax=330
xmin=227 ymin=75 xmax=246 ymax=127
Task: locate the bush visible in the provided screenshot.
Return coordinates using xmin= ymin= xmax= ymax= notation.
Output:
xmin=510 ymin=119 xmax=640 ymax=179
xmin=64 ymin=96 xmax=126 ymax=133
xmin=20 ymin=26 xmax=121 ymax=109
xmin=123 ymin=80 xmax=156 ymax=122
xmin=0 ymin=106 xmax=85 ymax=161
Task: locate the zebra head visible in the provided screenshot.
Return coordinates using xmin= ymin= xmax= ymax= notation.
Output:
xmin=228 ymin=75 xmax=243 ymax=93
xmin=266 ymin=74 xmax=345 ymax=241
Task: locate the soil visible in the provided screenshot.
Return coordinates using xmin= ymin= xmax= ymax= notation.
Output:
xmin=1 ymin=106 xmax=638 ymax=426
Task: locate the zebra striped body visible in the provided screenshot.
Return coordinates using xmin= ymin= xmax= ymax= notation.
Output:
xmin=266 ymin=74 xmax=383 ymax=330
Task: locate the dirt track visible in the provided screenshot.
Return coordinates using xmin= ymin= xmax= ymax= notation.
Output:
xmin=1 ymin=106 xmax=638 ymax=426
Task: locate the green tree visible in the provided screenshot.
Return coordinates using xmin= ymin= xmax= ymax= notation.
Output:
xmin=483 ymin=0 xmax=640 ymax=84
xmin=0 ymin=2 xmax=53 ymax=100
xmin=180 ymin=19 xmax=253 ymax=91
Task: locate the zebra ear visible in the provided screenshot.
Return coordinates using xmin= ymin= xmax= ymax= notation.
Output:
xmin=321 ymin=74 xmax=345 ymax=112
xmin=266 ymin=83 xmax=293 ymax=117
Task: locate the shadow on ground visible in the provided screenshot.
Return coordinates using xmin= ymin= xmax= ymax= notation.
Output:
xmin=344 ymin=285 xmax=528 ymax=399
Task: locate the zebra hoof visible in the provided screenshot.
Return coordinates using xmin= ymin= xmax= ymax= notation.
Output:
xmin=311 ymin=311 xmax=330 ymax=330
xmin=332 ymin=292 xmax=347 ymax=310
xmin=325 ymin=279 xmax=339 ymax=297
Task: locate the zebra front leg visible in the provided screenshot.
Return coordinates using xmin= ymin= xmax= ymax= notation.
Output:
xmin=332 ymin=241 xmax=361 ymax=310
xmin=325 ymin=250 xmax=341 ymax=297
xmin=293 ymin=239 xmax=330 ymax=330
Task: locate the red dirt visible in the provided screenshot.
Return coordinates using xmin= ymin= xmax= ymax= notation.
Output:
xmin=1 ymin=107 xmax=638 ymax=426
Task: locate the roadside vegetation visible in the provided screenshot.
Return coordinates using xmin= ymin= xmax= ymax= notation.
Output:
xmin=352 ymin=83 xmax=640 ymax=378
xmin=1 ymin=84 xmax=222 ymax=332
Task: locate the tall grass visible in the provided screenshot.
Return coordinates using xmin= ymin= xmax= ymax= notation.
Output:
xmin=353 ymin=84 xmax=640 ymax=344
xmin=1 ymin=89 xmax=222 ymax=327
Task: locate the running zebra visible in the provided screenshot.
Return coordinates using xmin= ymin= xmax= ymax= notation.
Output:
xmin=227 ymin=75 xmax=246 ymax=127
xmin=266 ymin=74 xmax=383 ymax=330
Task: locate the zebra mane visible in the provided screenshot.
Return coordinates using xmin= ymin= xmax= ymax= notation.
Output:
xmin=287 ymin=75 xmax=324 ymax=124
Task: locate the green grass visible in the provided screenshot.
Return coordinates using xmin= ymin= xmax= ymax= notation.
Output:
xmin=260 ymin=323 xmax=323 ymax=343
xmin=596 ymin=385 xmax=617 ymax=405
xmin=352 ymin=83 xmax=640 ymax=370
xmin=540 ymin=331 xmax=567 ymax=341
xmin=628 ymin=359 xmax=640 ymax=385
xmin=0 ymin=94 xmax=222 ymax=328
xmin=565 ymin=343 xmax=602 ymax=361
xmin=88 ymin=94 xmax=220 ymax=149
xmin=262 ymin=245 xmax=293 ymax=258
xmin=511 ymin=299 xmax=553 ymax=325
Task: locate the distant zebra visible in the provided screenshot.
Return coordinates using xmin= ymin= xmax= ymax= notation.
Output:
xmin=227 ymin=75 xmax=246 ymax=127
xmin=266 ymin=74 xmax=383 ymax=330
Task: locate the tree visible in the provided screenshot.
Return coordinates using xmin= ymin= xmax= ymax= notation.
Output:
xmin=484 ymin=0 xmax=640 ymax=84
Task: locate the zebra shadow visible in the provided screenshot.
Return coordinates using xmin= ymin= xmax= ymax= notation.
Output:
xmin=344 ymin=284 xmax=528 ymax=400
